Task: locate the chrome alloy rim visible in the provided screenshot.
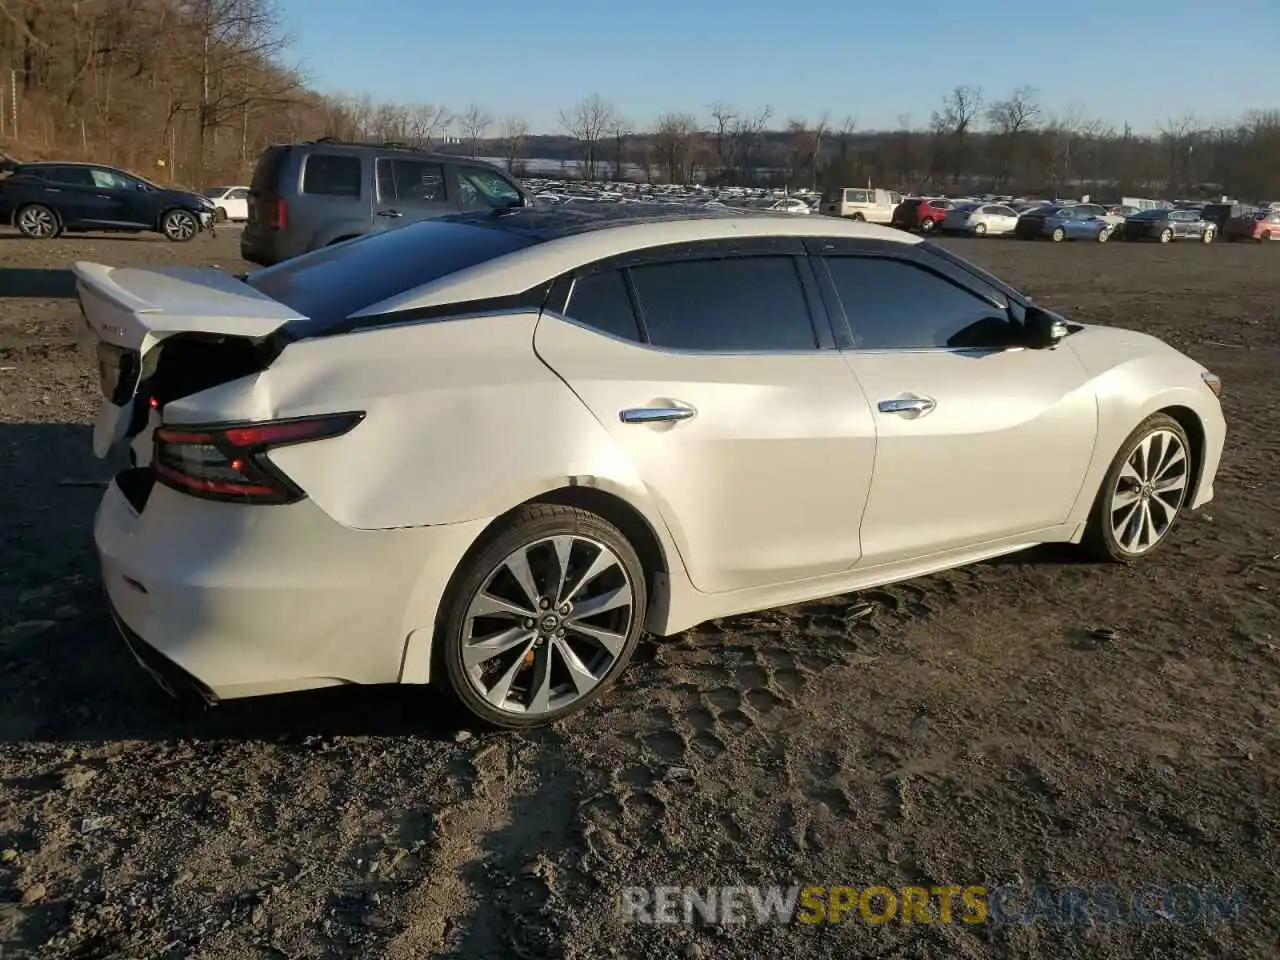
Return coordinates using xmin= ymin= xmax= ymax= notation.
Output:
xmin=461 ymin=535 xmax=634 ymax=715
xmin=1110 ymin=429 xmax=1189 ymax=554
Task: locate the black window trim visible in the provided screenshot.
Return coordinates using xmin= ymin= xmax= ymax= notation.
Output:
xmin=547 ymin=238 xmax=839 ymax=355
xmin=811 ymin=244 xmax=1025 ymax=354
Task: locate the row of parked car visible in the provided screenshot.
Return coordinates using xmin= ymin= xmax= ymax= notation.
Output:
xmin=889 ymin=195 xmax=1280 ymax=244
xmin=4 ymin=140 xmax=1278 ymax=258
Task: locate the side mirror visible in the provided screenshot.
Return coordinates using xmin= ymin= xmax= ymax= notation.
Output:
xmin=1025 ymin=306 xmax=1069 ymax=348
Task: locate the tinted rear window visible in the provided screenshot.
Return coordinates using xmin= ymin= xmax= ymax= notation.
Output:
xmin=248 ymin=219 xmax=540 ymax=337
xmin=250 ymin=147 xmax=288 ymax=193
xmin=302 ymin=153 xmax=362 ymax=197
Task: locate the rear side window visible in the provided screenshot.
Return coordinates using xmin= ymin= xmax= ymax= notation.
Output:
xmin=629 ymin=256 xmax=817 ymax=352
xmin=376 ymin=159 xmax=446 ymax=202
xmin=302 ymin=153 xmax=362 ymax=197
xmin=43 ymin=166 xmax=94 ymax=186
xmin=248 ymin=220 xmax=540 ymax=337
xmin=565 ymin=270 xmax=640 ymax=341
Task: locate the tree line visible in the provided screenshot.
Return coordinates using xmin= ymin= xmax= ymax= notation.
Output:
xmin=3 ymin=0 xmax=1278 ymax=199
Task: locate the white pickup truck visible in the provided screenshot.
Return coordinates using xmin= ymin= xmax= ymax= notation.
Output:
xmin=822 ymin=187 xmax=902 ymax=224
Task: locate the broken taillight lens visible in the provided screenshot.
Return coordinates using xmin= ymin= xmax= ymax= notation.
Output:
xmin=153 ymin=412 xmax=364 ymax=503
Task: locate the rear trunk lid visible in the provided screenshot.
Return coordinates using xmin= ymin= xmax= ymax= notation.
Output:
xmin=73 ymin=261 xmax=303 ymax=458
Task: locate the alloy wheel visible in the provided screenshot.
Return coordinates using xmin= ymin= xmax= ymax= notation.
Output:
xmin=460 ymin=534 xmax=635 ymax=716
xmin=164 ymin=211 xmax=197 ymax=241
xmin=1109 ymin=429 xmax=1189 ymax=555
xmin=18 ymin=206 xmax=56 ymax=238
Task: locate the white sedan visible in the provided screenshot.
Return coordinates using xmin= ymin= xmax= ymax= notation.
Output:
xmin=768 ymin=198 xmax=813 ymax=215
xmin=942 ymin=202 xmax=1021 ymax=236
xmin=201 ymin=185 xmax=250 ymax=221
xmin=74 ymin=208 xmax=1226 ymax=728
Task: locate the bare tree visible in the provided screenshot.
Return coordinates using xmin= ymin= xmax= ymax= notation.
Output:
xmin=170 ymin=0 xmax=298 ymax=183
xmin=558 ymin=93 xmax=615 ymax=180
xmin=986 ymin=86 xmax=1040 ymax=188
xmin=499 ymin=114 xmax=528 ymax=173
xmin=652 ymin=111 xmax=697 ymax=184
xmin=609 ymin=115 xmax=631 ymax=181
xmin=459 ymin=102 xmax=491 ymax=157
xmin=404 ymin=103 xmax=450 ymax=147
xmin=929 ymin=85 xmax=983 ymax=185
xmin=785 ymin=113 xmax=828 ymax=190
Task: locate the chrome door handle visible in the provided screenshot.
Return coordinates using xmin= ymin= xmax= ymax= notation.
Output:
xmin=376 ymin=209 xmax=403 ymax=218
xmin=878 ymin=396 xmax=936 ymax=415
xmin=620 ymin=405 xmax=696 ymax=424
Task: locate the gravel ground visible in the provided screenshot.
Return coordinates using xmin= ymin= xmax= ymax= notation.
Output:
xmin=0 ymin=226 xmax=1277 ymax=959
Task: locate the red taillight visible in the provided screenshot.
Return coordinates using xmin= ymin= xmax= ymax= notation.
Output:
xmin=269 ymin=198 xmax=287 ymax=230
xmin=153 ymin=412 xmax=364 ymax=504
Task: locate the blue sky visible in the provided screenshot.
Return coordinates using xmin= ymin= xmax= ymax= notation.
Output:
xmin=276 ymin=0 xmax=1278 ymax=135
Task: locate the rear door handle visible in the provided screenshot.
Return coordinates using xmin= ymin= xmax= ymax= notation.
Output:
xmin=619 ymin=404 xmax=696 ymax=424
xmin=376 ymin=209 xmax=403 ymax=218
xmin=878 ymin=396 xmax=936 ymax=416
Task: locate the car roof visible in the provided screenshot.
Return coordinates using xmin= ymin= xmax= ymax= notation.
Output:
xmin=354 ymin=204 xmax=918 ymax=317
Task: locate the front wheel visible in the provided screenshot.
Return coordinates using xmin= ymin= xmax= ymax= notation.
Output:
xmin=1202 ymin=227 xmax=1215 ymax=244
xmin=161 ymin=208 xmax=199 ymax=242
xmin=15 ymin=203 xmax=61 ymax=239
xmin=1051 ymin=226 xmax=1067 ymax=242
xmin=1159 ymin=228 xmax=1174 ymax=244
xmin=1081 ymin=414 xmax=1192 ymax=562
xmin=920 ymin=218 xmax=935 ymax=233
xmin=436 ymin=504 xmax=647 ymax=729
xmin=1096 ymin=226 xmax=1111 ymax=242
xmin=851 ymin=213 xmax=866 ymax=223
xmin=972 ymin=222 xmax=987 ymax=236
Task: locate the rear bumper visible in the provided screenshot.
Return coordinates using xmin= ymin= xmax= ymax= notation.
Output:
xmin=95 ymin=477 xmax=489 ymax=700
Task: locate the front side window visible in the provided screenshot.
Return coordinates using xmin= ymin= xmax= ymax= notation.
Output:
xmin=628 ymin=256 xmax=817 ymax=352
xmin=91 ymin=168 xmax=137 ymax=190
xmin=824 ymin=256 xmax=1013 ymax=351
xmin=376 ymin=159 xmax=446 ymax=203
xmin=44 ymin=166 xmax=94 ymax=186
xmin=844 ymin=189 xmax=869 ymax=204
xmin=565 ymin=270 xmax=640 ymax=342
xmin=302 ymin=153 xmax=362 ymax=197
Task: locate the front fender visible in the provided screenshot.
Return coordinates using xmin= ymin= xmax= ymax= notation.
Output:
xmin=1064 ymin=328 xmax=1225 ymax=521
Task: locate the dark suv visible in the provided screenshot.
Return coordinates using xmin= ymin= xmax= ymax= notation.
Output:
xmin=240 ymin=138 xmax=532 ymax=266
xmin=0 ymin=162 xmax=214 ymax=241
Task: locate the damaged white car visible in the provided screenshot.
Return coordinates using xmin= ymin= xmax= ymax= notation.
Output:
xmin=75 ymin=205 xmax=1226 ymax=728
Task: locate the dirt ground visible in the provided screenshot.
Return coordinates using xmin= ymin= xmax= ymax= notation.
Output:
xmin=0 ymin=226 xmax=1276 ymax=960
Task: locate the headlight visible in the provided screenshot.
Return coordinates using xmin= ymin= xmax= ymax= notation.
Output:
xmin=1201 ymin=371 xmax=1223 ymax=398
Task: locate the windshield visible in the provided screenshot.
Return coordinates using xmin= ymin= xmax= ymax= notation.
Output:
xmin=1130 ymin=209 xmax=1164 ymax=219
xmin=249 ymin=218 xmax=541 ymax=338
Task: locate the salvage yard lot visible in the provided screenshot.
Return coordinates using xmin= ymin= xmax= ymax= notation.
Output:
xmin=0 ymin=228 xmax=1277 ymax=960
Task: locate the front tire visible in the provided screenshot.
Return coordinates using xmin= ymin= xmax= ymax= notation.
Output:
xmin=436 ymin=504 xmax=647 ymax=729
xmin=1202 ymin=227 xmax=1215 ymax=244
xmin=1096 ymin=226 xmax=1110 ymax=242
xmin=920 ymin=218 xmax=936 ymax=233
xmin=1159 ymin=227 xmax=1174 ymax=244
xmin=1051 ymin=226 xmax=1067 ymax=242
xmin=15 ymin=203 xmax=61 ymax=239
xmin=1081 ymin=414 xmax=1192 ymax=562
xmin=161 ymin=208 xmax=199 ymax=242
xmin=972 ymin=222 xmax=987 ymax=236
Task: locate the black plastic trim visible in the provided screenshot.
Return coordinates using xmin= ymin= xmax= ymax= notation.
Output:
xmin=305 ymin=284 xmax=553 ymax=339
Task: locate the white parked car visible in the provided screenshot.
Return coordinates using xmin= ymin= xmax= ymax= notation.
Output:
xmin=942 ymin=202 xmax=1021 ymax=236
xmin=73 ymin=207 xmax=1226 ymax=728
xmin=202 ymin=185 xmax=250 ymax=222
xmin=768 ymin=198 xmax=812 ymax=215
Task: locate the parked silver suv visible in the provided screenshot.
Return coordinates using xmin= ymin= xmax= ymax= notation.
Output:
xmin=240 ymin=138 xmax=530 ymax=266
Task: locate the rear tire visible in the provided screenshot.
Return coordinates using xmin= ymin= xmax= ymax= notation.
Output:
xmin=1096 ymin=226 xmax=1110 ymax=242
xmin=852 ymin=213 xmax=866 ymax=223
xmin=1261 ymin=231 xmax=1271 ymax=242
xmin=435 ymin=504 xmax=647 ymax=730
xmin=972 ymin=222 xmax=987 ymax=236
xmin=15 ymin=203 xmax=61 ymax=239
xmin=1051 ymin=226 xmax=1067 ymax=242
xmin=1081 ymin=414 xmax=1192 ymax=563
xmin=1159 ymin=228 xmax=1174 ymax=244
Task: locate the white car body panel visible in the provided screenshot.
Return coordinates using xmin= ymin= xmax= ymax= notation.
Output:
xmin=533 ymin=313 xmax=877 ymax=593
xmin=73 ymin=214 xmax=1227 ymax=702
xmin=843 ymin=344 xmax=1098 ymax=565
